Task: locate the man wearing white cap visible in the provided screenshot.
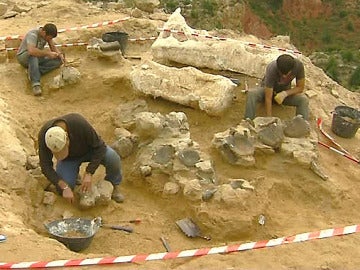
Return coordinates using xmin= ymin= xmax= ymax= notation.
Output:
xmin=38 ymin=113 xmax=124 ymax=204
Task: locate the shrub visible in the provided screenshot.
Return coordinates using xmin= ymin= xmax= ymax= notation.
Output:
xmin=339 ymin=10 xmax=347 ymax=18
xmin=201 ymin=0 xmax=217 ymax=16
xmin=163 ymin=0 xmax=178 ymax=13
xmin=190 ymin=9 xmax=199 ymax=19
xmin=270 ymin=0 xmax=283 ymax=11
xmin=325 ymin=57 xmax=339 ymax=82
xmin=341 ymin=50 xmax=354 ymax=62
xmin=346 ymin=21 xmax=354 ymax=31
xmin=349 ymin=66 xmax=360 ymax=88
xmin=321 ymin=31 xmax=332 ymax=44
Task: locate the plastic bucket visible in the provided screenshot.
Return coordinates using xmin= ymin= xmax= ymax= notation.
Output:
xmin=102 ymin=32 xmax=129 ymax=55
xmin=331 ymin=105 xmax=360 ymax=138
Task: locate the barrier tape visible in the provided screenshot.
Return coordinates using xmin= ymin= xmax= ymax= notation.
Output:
xmin=1 ymin=36 xmax=158 ymax=52
xmin=0 ymin=35 xmax=23 ymax=41
xmin=158 ymin=28 xmax=302 ymax=55
xmin=316 ymin=117 xmax=360 ymax=164
xmin=0 ymin=17 xmax=131 ymax=41
xmin=318 ymin=141 xmax=360 ymax=164
xmin=0 ymin=42 xmax=88 ymax=52
xmin=0 ymin=224 xmax=359 ymax=269
xmin=57 ymin=17 xmax=130 ymax=33
xmin=317 ymin=117 xmax=352 ymax=155
xmin=128 ymin=36 xmax=157 ymax=42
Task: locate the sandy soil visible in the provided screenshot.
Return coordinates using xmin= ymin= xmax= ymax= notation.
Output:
xmin=1 ymin=1 xmax=360 ymax=269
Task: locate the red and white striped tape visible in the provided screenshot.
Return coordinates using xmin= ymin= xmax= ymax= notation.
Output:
xmin=0 ymin=224 xmax=358 ymax=269
xmin=0 ymin=42 xmax=89 ymax=52
xmin=158 ymin=28 xmax=302 ymax=55
xmin=128 ymin=36 xmax=157 ymax=42
xmin=57 ymin=17 xmax=130 ymax=33
xmin=1 ymin=36 xmax=158 ymax=52
xmin=0 ymin=17 xmax=130 ymax=41
xmin=159 ymin=28 xmax=227 ymax=41
xmin=0 ymin=35 xmax=23 ymax=41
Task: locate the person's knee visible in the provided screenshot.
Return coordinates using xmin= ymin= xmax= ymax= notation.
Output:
xmin=301 ymin=95 xmax=309 ymax=106
xmin=54 ymin=58 xmax=62 ymax=68
xmin=105 ymin=147 xmax=121 ymax=167
xmin=56 ymin=162 xmax=79 ymax=188
xmin=246 ymin=91 xmax=257 ymax=102
xmin=297 ymin=95 xmax=309 ymax=120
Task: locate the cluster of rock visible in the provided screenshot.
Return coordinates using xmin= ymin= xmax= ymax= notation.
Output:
xmin=107 ymin=98 xmax=326 ymax=206
xmin=0 ymin=1 xmax=33 ymax=19
xmin=29 ymin=100 xmax=324 ymax=209
xmin=111 ymin=100 xmax=249 ymax=204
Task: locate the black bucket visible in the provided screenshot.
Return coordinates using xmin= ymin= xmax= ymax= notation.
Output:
xmin=102 ymin=32 xmax=129 ymax=56
xmin=331 ymin=105 xmax=360 ymax=138
xmin=44 ymin=218 xmax=100 ymax=252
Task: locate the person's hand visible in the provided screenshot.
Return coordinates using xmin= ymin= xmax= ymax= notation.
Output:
xmin=274 ymin=91 xmax=288 ymax=104
xmin=81 ymin=173 xmax=92 ymax=193
xmin=59 ymin=53 xmax=66 ymax=64
xmin=48 ymin=51 xmax=60 ymax=59
xmin=62 ymin=187 xmax=74 ymax=204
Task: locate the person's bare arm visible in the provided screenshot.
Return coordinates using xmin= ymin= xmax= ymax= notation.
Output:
xmin=264 ymin=87 xmax=273 ymax=117
xmin=27 ymin=43 xmax=59 ymax=58
xmin=48 ymin=38 xmax=65 ymax=63
xmin=58 ymin=180 xmax=74 ymax=204
xmin=285 ymin=78 xmax=305 ymax=96
xmin=48 ymin=38 xmax=60 ymax=53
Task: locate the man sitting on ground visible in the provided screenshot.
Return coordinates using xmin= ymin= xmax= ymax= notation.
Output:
xmin=244 ymin=54 xmax=309 ymax=120
xmin=16 ymin=23 xmax=65 ymax=96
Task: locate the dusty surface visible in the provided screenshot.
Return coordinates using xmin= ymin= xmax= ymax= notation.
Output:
xmin=1 ymin=1 xmax=360 ymax=269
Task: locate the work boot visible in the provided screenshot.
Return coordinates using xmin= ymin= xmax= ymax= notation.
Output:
xmin=32 ymin=85 xmax=42 ymax=96
xmin=112 ymin=185 xmax=124 ymax=203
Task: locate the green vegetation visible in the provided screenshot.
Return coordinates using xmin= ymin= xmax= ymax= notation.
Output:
xmin=321 ymin=31 xmax=332 ymax=44
xmin=325 ymin=57 xmax=340 ymax=83
xmin=162 ymin=0 xmax=178 ymax=12
xmin=244 ymin=0 xmax=360 ymax=91
xmin=341 ymin=50 xmax=354 ymax=62
xmin=346 ymin=21 xmax=354 ymax=31
xmin=350 ymin=67 xmax=360 ymax=89
xmin=201 ymin=0 xmax=217 ymax=16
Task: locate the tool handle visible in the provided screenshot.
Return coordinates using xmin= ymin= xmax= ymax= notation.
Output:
xmin=0 ymin=234 xmax=6 ymax=243
xmin=160 ymin=236 xmax=171 ymax=252
xmin=129 ymin=219 xmax=141 ymax=224
xmin=200 ymin=235 xmax=211 ymax=241
xmin=110 ymin=225 xmax=133 ymax=233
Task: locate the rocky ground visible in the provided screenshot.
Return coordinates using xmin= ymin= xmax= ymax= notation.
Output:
xmin=0 ymin=0 xmax=360 ymax=269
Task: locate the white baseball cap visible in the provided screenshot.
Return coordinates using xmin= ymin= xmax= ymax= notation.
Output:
xmin=45 ymin=126 xmax=69 ymax=160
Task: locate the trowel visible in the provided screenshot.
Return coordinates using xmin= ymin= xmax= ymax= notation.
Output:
xmin=176 ymin=217 xmax=211 ymax=241
xmin=92 ymin=217 xmax=133 ymax=233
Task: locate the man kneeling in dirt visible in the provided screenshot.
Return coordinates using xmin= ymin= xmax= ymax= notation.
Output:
xmin=16 ymin=23 xmax=65 ymax=96
xmin=38 ymin=113 xmax=124 ymax=204
xmin=244 ymin=54 xmax=309 ymax=120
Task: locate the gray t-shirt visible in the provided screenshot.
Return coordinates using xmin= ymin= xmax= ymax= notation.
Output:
xmin=16 ymin=28 xmax=47 ymax=56
xmin=261 ymin=58 xmax=305 ymax=93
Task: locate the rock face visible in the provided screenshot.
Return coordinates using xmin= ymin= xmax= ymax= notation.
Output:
xmin=282 ymin=0 xmax=332 ymax=19
xmin=130 ymin=60 xmax=236 ymax=116
xmin=0 ymin=99 xmax=27 ymax=181
xmin=151 ymin=8 xmax=297 ymax=78
xmin=134 ymin=0 xmax=160 ymax=13
xmin=241 ymin=5 xmax=272 ymax=39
